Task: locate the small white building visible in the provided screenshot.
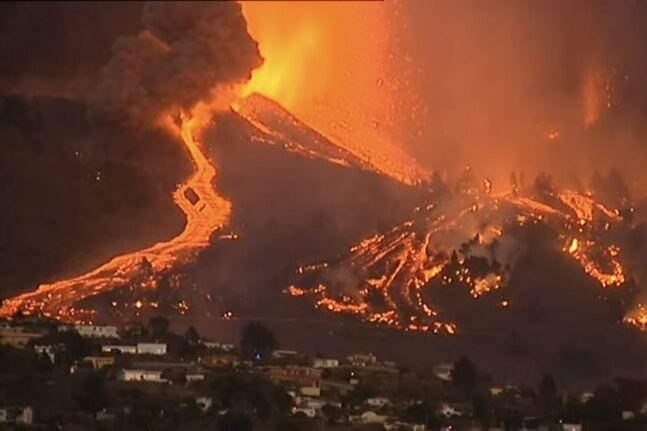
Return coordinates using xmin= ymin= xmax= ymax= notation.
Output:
xmin=34 ymin=345 xmax=56 ymax=363
xmin=72 ymin=325 xmax=119 ymax=338
xmin=202 ymin=341 xmax=235 ymax=352
xmin=347 ymin=353 xmax=377 ymax=367
xmin=432 ymin=363 xmax=454 ymax=381
xmin=366 ymin=397 xmax=391 ymax=408
xmin=437 ymin=403 xmax=462 ymax=418
xmin=196 ymin=397 xmax=212 ymax=412
xmin=0 ymin=407 xmax=33 ymax=424
xmin=186 ymin=372 xmax=206 ymax=382
xmin=350 ymin=411 xmax=389 ymax=424
xmin=136 ymin=343 xmax=167 ymax=355
xmin=119 ymin=369 xmax=167 ymax=383
xmin=292 ymin=407 xmax=317 ymax=418
xmin=272 ymin=350 xmax=299 ymax=360
xmin=102 ymin=344 xmax=137 ymax=354
xmin=312 ymin=358 xmax=339 ymax=368
xmin=300 ymin=386 xmax=321 ymax=397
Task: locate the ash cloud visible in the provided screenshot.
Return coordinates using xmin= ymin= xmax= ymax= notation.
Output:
xmin=93 ymin=1 xmax=262 ymax=126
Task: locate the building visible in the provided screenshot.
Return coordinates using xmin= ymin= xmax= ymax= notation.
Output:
xmin=102 ymin=344 xmax=137 ymax=354
xmin=312 ymin=358 xmax=339 ymax=368
xmin=266 ymin=366 xmax=322 ymax=387
xmin=202 ymin=341 xmax=235 ymax=352
xmin=272 ymin=350 xmax=299 ymax=360
xmin=350 ymin=411 xmax=389 ymax=424
xmin=384 ymin=421 xmax=426 ymax=431
xmin=186 ymin=371 xmax=206 ymax=382
xmin=136 ymin=343 xmax=167 ymax=355
xmin=320 ymin=379 xmax=354 ymax=395
xmin=292 ymin=407 xmax=317 ymax=418
xmin=347 ymin=352 xmax=377 ymax=367
xmin=196 ymin=397 xmax=212 ymax=412
xmin=300 ymin=386 xmax=321 ymax=397
xmin=34 ymin=344 xmax=57 ymax=362
xmin=70 ymin=325 xmax=119 ymax=338
xmin=366 ymin=397 xmax=391 ymax=408
xmin=118 ymin=369 xmax=167 ymax=383
xmin=0 ymin=327 xmax=44 ymax=348
xmin=84 ymin=356 xmax=115 ymax=369
xmin=201 ymin=354 xmax=239 ymax=368
xmin=437 ymin=403 xmax=463 ymax=418
xmin=0 ymin=407 xmax=34 ymax=424
xmin=432 ymin=363 xmax=454 ymax=381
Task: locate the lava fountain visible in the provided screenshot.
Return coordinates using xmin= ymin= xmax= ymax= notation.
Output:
xmin=238 ymin=0 xmax=430 ymax=185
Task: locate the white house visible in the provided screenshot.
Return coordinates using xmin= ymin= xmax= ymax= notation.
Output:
xmin=292 ymin=407 xmax=317 ymax=418
xmin=119 ymin=369 xmax=167 ymax=383
xmin=136 ymin=343 xmax=167 ymax=355
xmin=300 ymin=386 xmax=321 ymax=397
xmin=347 ymin=353 xmax=377 ymax=367
xmin=366 ymin=397 xmax=391 ymax=408
xmin=34 ymin=345 xmax=56 ymax=363
xmin=202 ymin=341 xmax=235 ymax=352
xmin=102 ymin=344 xmax=137 ymax=354
xmin=350 ymin=411 xmax=389 ymax=424
xmin=0 ymin=407 xmax=33 ymax=424
xmin=437 ymin=403 xmax=462 ymax=418
xmin=432 ymin=363 xmax=454 ymax=381
xmin=196 ymin=397 xmax=212 ymax=412
xmin=312 ymin=358 xmax=339 ymax=368
xmin=72 ymin=325 xmax=119 ymax=338
xmin=272 ymin=350 xmax=299 ymax=360
xmin=384 ymin=421 xmax=426 ymax=431
xmin=186 ymin=372 xmax=206 ymax=382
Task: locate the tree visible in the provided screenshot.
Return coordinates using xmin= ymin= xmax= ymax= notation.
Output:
xmin=78 ymin=372 xmax=107 ymax=414
xmin=583 ymin=384 xmax=622 ymax=423
xmin=452 ymin=355 xmax=477 ymax=392
xmin=35 ymin=329 xmax=89 ymax=363
xmin=148 ymin=315 xmax=170 ymax=339
xmin=33 ymin=351 xmax=53 ymax=373
xmin=240 ymin=322 xmax=279 ymax=361
xmin=217 ymin=412 xmax=253 ymax=431
xmin=185 ymin=326 xmax=200 ymax=344
xmin=538 ymin=374 xmax=558 ymax=413
xmin=321 ymin=404 xmax=344 ymax=424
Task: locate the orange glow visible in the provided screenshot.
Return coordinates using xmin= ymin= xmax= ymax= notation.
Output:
xmin=581 ymin=68 xmax=614 ymax=128
xmin=568 ymin=238 xmax=579 ymax=254
xmin=239 ymin=1 xmax=429 ymax=184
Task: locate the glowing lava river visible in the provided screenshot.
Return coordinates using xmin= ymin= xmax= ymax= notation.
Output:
xmin=0 ymin=114 xmax=231 ymax=322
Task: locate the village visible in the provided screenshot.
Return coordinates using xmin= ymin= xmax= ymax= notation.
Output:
xmin=0 ymin=315 xmax=644 ymax=431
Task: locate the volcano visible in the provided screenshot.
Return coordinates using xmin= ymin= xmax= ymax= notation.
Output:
xmin=3 ymin=91 xmax=647 ymax=383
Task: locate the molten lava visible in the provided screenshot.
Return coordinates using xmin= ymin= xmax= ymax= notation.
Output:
xmin=0 ymin=110 xmax=231 ymax=322
xmin=287 ymin=178 xmax=632 ymax=334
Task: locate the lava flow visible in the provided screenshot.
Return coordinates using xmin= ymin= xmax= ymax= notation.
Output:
xmin=287 ymin=174 xmax=634 ymax=334
xmin=0 ymin=112 xmax=231 ymax=322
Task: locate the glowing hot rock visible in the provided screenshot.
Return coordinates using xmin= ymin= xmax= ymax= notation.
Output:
xmin=0 ymin=111 xmax=231 ymax=322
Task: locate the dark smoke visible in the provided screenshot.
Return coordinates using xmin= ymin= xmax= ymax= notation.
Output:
xmin=93 ymin=1 xmax=262 ymax=126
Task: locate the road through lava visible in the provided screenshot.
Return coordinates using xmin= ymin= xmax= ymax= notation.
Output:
xmin=0 ymin=113 xmax=231 ymax=322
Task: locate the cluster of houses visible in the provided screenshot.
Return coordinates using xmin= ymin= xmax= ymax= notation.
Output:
xmin=0 ymin=319 xmax=591 ymax=431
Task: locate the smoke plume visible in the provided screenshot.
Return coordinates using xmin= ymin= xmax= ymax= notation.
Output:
xmin=93 ymin=1 xmax=262 ymax=126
